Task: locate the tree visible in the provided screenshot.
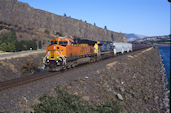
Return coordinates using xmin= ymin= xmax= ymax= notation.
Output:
xmin=44 ymin=29 xmax=50 ymax=34
xmin=15 ymin=41 xmax=24 ymax=51
xmin=104 ymin=25 xmax=107 ymax=30
xmin=0 ymin=43 xmax=7 ymax=51
xmin=0 ymin=31 xmax=17 ymax=52
xmin=0 ymin=31 xmax=17 ymax=43
xmin=38 ymin=40 xmax=42 ymax=49
xmin=29 ymin=39 xmax=37 ymax=50
xmin=42 ymin=40 xmax=46 ymax=45
xmin=0 ymin=42 xmax=16 ymax=52
xmin=0 ymin=31 xmax=38 ymax=52
xmin=6 ymin=42 xmax=16 ymax=52
xmin=64 ymin=13 xmax=67 ymax=17
xmin=55 ymin=32 xmax=63 ymax=36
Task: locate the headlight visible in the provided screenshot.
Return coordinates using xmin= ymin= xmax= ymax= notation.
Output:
xmin=47 ymin=51 xmax=50 ymax=55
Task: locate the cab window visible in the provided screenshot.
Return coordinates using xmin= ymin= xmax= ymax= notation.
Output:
xmin=54 ymin=41 xmax=57 ymax=44
xmin=59 ymin=41 xmax=68 ymax=46
xmin=50 ymin=41 xmax=54 ymax=45
xmin=50 ymin=41 xmax=57 ymax=45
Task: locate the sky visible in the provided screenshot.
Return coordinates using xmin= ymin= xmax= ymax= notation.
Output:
xmin=18 ymin=0 xmax=170 ymax=36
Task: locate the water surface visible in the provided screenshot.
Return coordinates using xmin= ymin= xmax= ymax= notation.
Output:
xmin=158 ymin=46 xmax=170 ymax=89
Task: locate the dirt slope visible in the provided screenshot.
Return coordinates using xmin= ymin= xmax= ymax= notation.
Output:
xmin=0 ymin=47 xmax=169 ymax=113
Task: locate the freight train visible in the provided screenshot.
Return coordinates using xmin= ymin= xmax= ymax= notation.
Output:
xmin=43 ymin=37 xmax=150 ymax=71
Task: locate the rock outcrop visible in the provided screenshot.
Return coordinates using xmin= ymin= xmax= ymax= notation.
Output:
xmin=0 ymin=0 xmax=126 ymax=42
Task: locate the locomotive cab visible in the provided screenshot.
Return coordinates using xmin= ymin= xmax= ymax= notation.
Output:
xmin=44 ymin=37 xmax=74 ymax=71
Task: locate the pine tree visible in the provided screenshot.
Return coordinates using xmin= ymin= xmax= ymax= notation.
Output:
xmin=104 ymin=25 xmax=107 ymax=30
xmin=38 ymin=41 xmax=42 ymax=49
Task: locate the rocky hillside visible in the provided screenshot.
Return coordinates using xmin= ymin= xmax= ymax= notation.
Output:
xmin=126 ymin=33 xmax=146 ymax=42
xmin=0 ymin=0 xmax=126 ymax=45
xmin=132 ymin=35 xmax=170 ymax=45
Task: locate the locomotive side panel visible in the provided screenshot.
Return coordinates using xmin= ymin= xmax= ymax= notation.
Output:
xmin=66 ymin=44 xmax=93 ymax=58
xmin=99 ymin=42 xmax=113 ymax=55
xmin=66 ymin=46 xmax=80 ymax=57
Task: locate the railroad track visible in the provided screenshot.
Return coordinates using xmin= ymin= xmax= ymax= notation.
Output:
xmin=0 ymin=72 xmax=59 ymax=91
xmin=0 ymin=47 xmax=152 ymax=92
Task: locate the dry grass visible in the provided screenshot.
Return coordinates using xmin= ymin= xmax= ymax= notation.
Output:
xmin=22 ymin=59 xmax=39 ymax=73
xmin=0 ymin=61 xmax=18 ymax=73
xmin=0 ymin=51 xmax=12 ymax=55
xmin=0 ymin=50 xmax=45 ymax=60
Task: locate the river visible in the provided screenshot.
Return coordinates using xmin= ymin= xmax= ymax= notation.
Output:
xmin=158 ymin=46 xmax=170 ymax=89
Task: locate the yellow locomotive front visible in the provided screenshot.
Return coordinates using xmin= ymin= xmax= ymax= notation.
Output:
xmin=43 ymin=38 xmax=71 ymax=71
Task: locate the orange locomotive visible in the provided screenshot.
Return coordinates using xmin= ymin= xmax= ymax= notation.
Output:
xmin=43 ymin=37 xmax=97 ymax=71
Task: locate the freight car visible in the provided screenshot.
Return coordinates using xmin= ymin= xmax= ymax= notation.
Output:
xmin=132 ymin=43 xmax=152 ymax=51
xmin=113 ymin=42 xmax=132 ymax=55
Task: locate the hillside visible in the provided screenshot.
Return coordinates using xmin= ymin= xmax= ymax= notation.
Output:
xmin=132 ymin=35 xmax=171 ymax=46
xmin=0 ymin=0 xmax=126 ymax=47
xmin=126 ymin=33 xmax=146 ymax=42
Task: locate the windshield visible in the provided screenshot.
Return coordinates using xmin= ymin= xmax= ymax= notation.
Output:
xmin=59 ymin=41 xmax=68 ymax=46
xmin=50 ymin=41 xmax=57 ymax=45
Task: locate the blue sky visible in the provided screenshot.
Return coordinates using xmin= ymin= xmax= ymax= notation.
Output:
xmin=18 ymin=0 xmax=170 ymax=36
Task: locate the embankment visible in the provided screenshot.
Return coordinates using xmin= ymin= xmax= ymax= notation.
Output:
xmin=0 ymin=50 xmax=45 ymax=82
xmin=0 ymin=47 xmax=169 ymax=113
xmin=58 ymin=47 xmax=169 ymax=113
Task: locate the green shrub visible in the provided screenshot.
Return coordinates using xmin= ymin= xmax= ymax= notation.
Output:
xmin=0 ymin=31 xmax=37 ymax=52
xmin=15 ymin=39 xmax=37 ymax=51
xmin=0 ymin=42 xmax=16 ymax=52
xmin=42 ymin=40 xmax=46 ymax=45
xmin=32 ymin=87 xmax=123 ymax=113
xmin=22 ymin=59 xmax=39 ymax=73
xmin=55 ymin=32 xmax=63 ymax=36
xmin=0 ymin=31 xmax=17 ymax=52
xmin=44 ymin=29 xmax=50 ymax=34
xmin=18 ymin=26 xmax=22 ymax=30
xmin=38 ymin=40 xmax=42 ymax=49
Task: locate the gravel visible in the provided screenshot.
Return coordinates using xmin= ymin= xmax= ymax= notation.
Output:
xmin=0 ymin=47 xmax=169 ymax=113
